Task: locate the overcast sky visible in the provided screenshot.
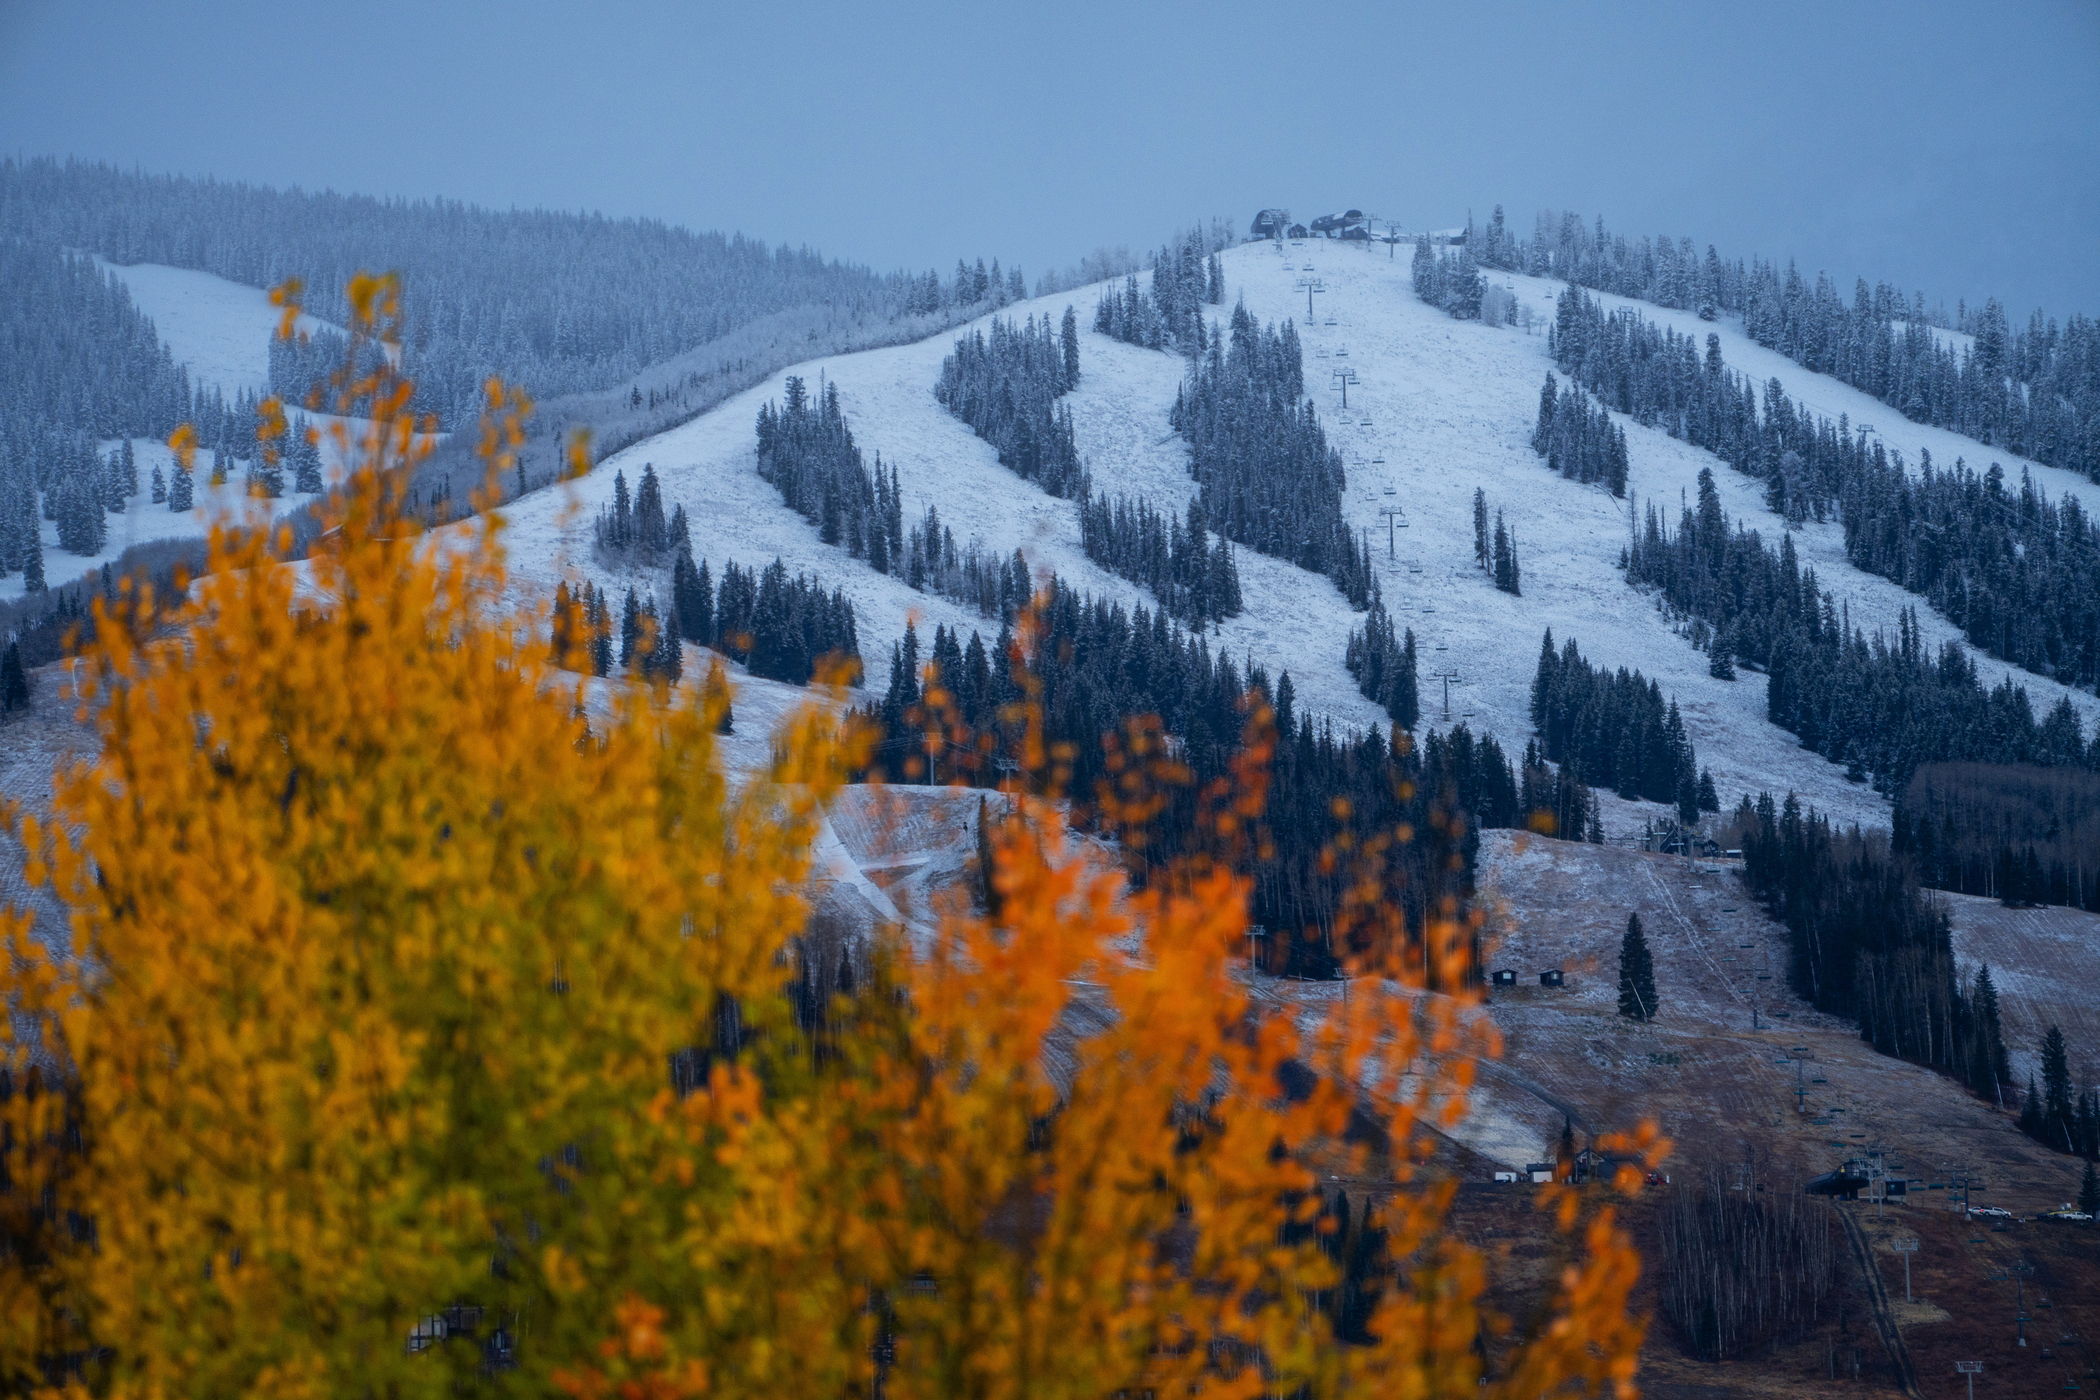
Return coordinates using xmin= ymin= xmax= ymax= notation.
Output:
xmin=4 ymin=0 xmax=2096 ymax=315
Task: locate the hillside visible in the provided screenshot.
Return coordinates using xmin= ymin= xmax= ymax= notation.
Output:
xmin=470 ymin=238 xmax=2096 ymax=840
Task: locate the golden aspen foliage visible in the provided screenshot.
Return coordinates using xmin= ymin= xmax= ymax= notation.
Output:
xmin=2 ymin=276 xmax=1657 ymax=1399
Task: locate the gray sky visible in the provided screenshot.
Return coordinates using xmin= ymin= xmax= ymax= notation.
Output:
xmin=4 ymin=0 xmax=2096 ymax=316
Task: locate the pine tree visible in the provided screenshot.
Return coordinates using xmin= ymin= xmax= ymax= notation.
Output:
xmin=1473 ymin=488 xmax=1490 ymax=569
xmin=620 ymin=587 xmax=642 ymax=670
xmin=169 ymin=460 xmax=194 ymax=512
xmin=1708 ymin=622 xmax=1736 ymax=680
xmin=1060 ymin=304 xmax=1081 ymax=389
xmin=2043 ymin=1025 xmax=2077 ymax=1152
xmin=1617 ymin=912 xmax=1658 ymax=1020
xmin=2081 ymin=1160 xmax=2100 ymax=1217
xmin=151 ymin=464 xmax=166 ymax=504
xmin=0 ymin=640 xmax=30 ymax=716
xmin=1492 ymin=511 xmax=1520 ymax=595
xmin=2021 ymin=1075 xmax=2046 ymax=1137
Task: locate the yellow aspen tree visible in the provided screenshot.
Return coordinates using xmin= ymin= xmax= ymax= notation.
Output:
xmin=3 ymin=276 xmax=1656 ymax=1399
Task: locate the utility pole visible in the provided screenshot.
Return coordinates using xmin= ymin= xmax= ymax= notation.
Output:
xmin=1379 ymin=505 xmax=1407 ymax=558
xmin=1892 ymin=1236 xmax=1918 ymax=1302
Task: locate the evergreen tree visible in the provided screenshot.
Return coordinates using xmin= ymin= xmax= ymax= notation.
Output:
xmin=150 ymin=464 xmax=166 ymax=504
xmin=168 ymin=459 xmax=194 ymax=512
xmin=2081 ymin=1160 xmax=2100 ymax=1217
xmin=935 ymin=315 xmax=1084 ymax=497
xmin=0 ymin=640 xmax=30 ymax=716
xmin=1617 ymin=912 xmax=1658 ymax=1020
xmin=1491 ymin=511 xmax=1521 ymax=595
xmin=2042 ymin=1025 xmax=2077 ymax=1153
xmin=620 ymin=587 xmax=642 ymax=670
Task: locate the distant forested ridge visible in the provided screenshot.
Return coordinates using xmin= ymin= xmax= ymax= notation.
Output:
xmin=0 ymin=158 xmax=1020 ymax=426
xmin=1470 ymin=204 xmax=2100 ymax=484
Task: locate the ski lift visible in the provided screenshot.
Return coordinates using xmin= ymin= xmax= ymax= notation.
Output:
xmin=1360 ymin=418 xmax=1376 ymax=427
xmin=1334 ymin=346 xmax=1349 ymax=356
xmin=1323 ymin=317 xmax=1338 ymax=326
xmin=1381 ymin=485 xmax=1395 ymax=495
xmin=1371 ymin=456 xmax=1386 ymax=464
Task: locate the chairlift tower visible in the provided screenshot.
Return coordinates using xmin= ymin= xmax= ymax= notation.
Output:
xmin=1332 ymin=367 xmax=1360 ymax=409
xmin=1892 ymin=1235 xmax=1919 ymax=1303
xmin=1294 ymin=276 xmax=1326 ymax=323
xmin=1429 ymin=668 xmax=1463 ymax=723
xmin=1378 ymin=504 xmax=1408 ymax=558
xmin=1955 ymin=1360 xmax=1982 ymax=1400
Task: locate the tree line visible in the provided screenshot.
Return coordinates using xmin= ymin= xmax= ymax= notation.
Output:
xmin=1092 ymin=230 xmax=1225 ymax=353
xmin=1531 ymin=630 xmax=1717 ymax=823
xmin=1076 ymin=491 xmax=1242 ymax=627
xmin=1 ymin=157 xmax=1027 ymax=428
xmin=1549 ymin=286 xmax=2100 ymax=692
xmin=553 ymin=543 xmax=859 ymax=690
xmin=1736 ymin=792 xmax=2013 ymax=1101
xmin=1471 ymin=204 xmax=2097 ymax=487
xmin=754 ymin=375 xmax=907 ymax=571
xmin=0 ymin=242 xmax=307 ymax=587
xmin=2017 ymin=1024 xmax=2100 ymax=1160
xmin=932 ymin=311 xmax=1084 ymax=497
xmin=1621 ymin=467 xmax=2098 ymax=793
xmin=1173 ymin=303 xmax=1373 ymax=607
xmin=1894 ymin=762 xmax=2100 ymax=912
xmin=857 ymin=584 xmax=1487 ymax=980
xmin=1530 ymin=373 xmax=1629 ymax=496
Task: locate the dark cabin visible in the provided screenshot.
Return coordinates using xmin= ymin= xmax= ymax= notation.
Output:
xmin=1538 ymin=969 xmax=1565 ymax=988
xmin=1491 ymin=968 xmax=1518 ymax=987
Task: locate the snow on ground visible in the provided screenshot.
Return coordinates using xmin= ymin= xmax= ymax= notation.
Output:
xmin=1236 ymin=239 xmax=2098 ymax=825
xmin=1228 ymin=240 xmax=1891 ymax=828
xmin=1494 ymin=266 xmax=2095 ymax=517
xmin=484 ymin=239 xmax=2100 ymax=838
xmin=97 ymin=259 xmax=341 ymax=398
xmin=1947 ymin=894 xmax=2100 ymax=1090
xmin=5 ymin=262 xmax=417 ymax=602
xmin=485 ymin=276 xmax=1391 ymax=753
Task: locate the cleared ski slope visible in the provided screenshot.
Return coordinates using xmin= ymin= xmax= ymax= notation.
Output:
xmin=55 ymin=242 xmax=2096 ymax=837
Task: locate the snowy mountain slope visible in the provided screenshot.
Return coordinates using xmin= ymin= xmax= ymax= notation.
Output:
xmin=484 ymin=288 xmax=1391 ymax=751
xmin=1 ymin=439 xmax=293 ymax=605
xmin=483 ymin=239 xmax=2100 ymax=839
xmin=96 ymin=258 xmax=340 ymax=398
xmin=3 ymin=262 xmax=411 ymax=604
xmin=1222 ymin=240 xmax=2098 ymax=811
xmin=1496 ymin=265 xmax=2096 ymax=517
